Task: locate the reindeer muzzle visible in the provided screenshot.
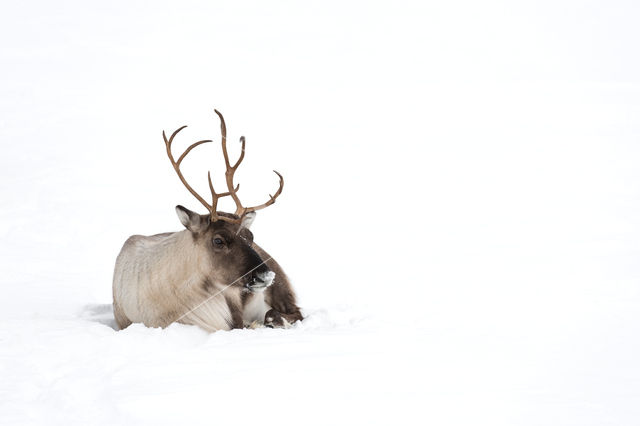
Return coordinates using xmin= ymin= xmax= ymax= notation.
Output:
xmin=246 ymin=270 xmax=275 ymax=292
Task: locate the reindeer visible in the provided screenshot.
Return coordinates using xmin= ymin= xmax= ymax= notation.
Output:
xmin=112 ymin=110 xmax=303 ymax=332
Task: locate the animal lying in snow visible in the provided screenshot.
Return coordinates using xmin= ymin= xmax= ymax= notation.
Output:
xmin=112 ymin=110 xmax=303 ymax=332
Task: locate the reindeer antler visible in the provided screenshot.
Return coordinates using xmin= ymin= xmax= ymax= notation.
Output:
xmin=163 ymin=110 xmax=284 ymax=224
xmin=214 ymin=109 xmax=285 ymax=217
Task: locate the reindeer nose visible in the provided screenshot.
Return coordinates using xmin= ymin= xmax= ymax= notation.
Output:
xmin=247 ymin=270 xmax=275 ymax=292
xmin=256 ymin=271 xmax=275 ymax=287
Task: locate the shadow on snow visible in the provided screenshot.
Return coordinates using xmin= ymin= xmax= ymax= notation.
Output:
xmin=80 ymin=303 xmax=118 ymax=330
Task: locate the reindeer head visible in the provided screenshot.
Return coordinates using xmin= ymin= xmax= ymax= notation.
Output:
xmin=163 ymin=110 xmax=283 ymax=292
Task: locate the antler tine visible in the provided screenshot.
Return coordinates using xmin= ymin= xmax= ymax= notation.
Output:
xmin=206 ymin=171 xmax=219 ymax=215
xmin=163 ymin=127 xmax=213 ymax=213
xmin=214 ymin=109 xmax=230 ymax=168
xmin=243 ymin=170 xmax=285 ymax=214
xmin=177 ymin=139 xmax=212 ymax=166
xmin=164 ymin=125 xmax=187 ymax=150
xmin=214 ymin=111 xmax=245 ymax=171
xmin=214 ymin=109 xmax=246 ymax=216
xmin=207 ymin=171 xmax=240 ymax=223
xmin=233 ymin=136 xmax=246 ymax=170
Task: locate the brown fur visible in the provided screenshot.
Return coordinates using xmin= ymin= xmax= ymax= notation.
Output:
xmin=225 ymin=294 xmax=244 ymax=329
xmin=112 ymin=299 xmax=132 ymax=329
xmin=253 ymin=245 xmax=303 ymax=323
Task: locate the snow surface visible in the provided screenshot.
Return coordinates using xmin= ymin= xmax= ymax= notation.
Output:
xmin=1 ymin=1 xmax=640 ymax=425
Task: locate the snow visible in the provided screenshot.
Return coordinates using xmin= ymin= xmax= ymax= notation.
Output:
xmin=1 ymin=1 xmax=640 ymax=425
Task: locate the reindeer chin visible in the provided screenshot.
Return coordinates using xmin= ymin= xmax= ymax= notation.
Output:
xmin=244 ymin=282 xmax=269 ymax=293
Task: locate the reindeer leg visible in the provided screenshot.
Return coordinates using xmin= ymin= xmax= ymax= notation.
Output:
xmin=251 ymin=245 xmax=303 ymax=328
xmin=264 ymin=279 xmax=303 ymax=328
xmin=264 ymin=308 xmax=303 ymax=328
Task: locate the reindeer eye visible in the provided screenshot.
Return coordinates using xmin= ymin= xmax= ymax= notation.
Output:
xmin=213 ymin=237 xmax=224 ymax=247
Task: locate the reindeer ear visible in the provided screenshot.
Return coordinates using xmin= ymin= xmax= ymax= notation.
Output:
xmin=240 ymin=211 xmax=256 ymax=230
xmin=175 ymin=205 xmax=209 ymax=233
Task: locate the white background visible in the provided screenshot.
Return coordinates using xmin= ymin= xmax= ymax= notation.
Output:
xmin=1 ymin=1 xmax=639 ymax=425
